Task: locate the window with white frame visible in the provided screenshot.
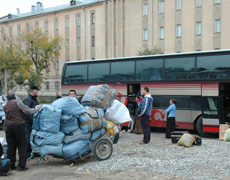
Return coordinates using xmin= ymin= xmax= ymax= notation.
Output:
xmin=196 ymin=0 xmax=202 ymax=7
xmin=45 ymin=21 xmax=48 ymax=32
xmin=92 ymin=36 xmax=95 ymax=47
xmin=143 ymin=29 xmax=148 ymax=41
xmin=196 ymin=22 xmax=202 ymax=35
xmin=55 ymin=60 xmax=59 ymax=71
xmin=215 ymin=0 xmax=221 ymax=4
xmin=55 ymin=81 xmax=60 ymax=91
xmin=55 ymin=19 xmax=58 ymax=30
xmin=66 ymin=39 xmax=69 ymax=49
xmin=143 ymin=4 xmax=148 ymax=16
xmin=17 ymin=26 xmax=21 ymax=36
xmin=35 ymin=21 xmax=39 ymax=29
xmin=77 ymin=38 xmax=80 ymax=48
xmin=46 ymin=81 xmax=50 ymax=90
xmin=26 ymin=24 xmax=29 ymax=33
xmin=66 ymin=17 xmax=69 ymax=28
xmin=159 ymin=27 xmax=164 ymax=39
xmin=215 ymin=19 xmax=221 ymax=33
xmin=176 ymin=0 xmax=182 ymax=10
xmin=159 ymin=1 xmax=164 ymax=13
xmin=92 ymin=13 xmax=95 ymax=24
xmin=176 ymin=24 xmax=182 ymax=37
xmin=9 ymin=27 xmax=12 ymax=37
xmin=77 ymin=16 xmax=81 ymax=26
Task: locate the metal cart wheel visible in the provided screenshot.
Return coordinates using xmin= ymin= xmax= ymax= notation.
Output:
xmin=93 ymin=138 xmax=113 ymax=161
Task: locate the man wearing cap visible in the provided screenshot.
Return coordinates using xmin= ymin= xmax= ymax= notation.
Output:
xmin=22 ymin=85 xmax=40 ymax=158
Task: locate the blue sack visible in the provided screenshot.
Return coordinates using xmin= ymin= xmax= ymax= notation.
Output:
xmin=31 ymin=142 xmax=63 ymax=156
xmin=60 ymin=115 xmax=79 ymax=134
xmin=91 ymin=128 xmax=106 ymax=141
xmin=63 ymin=128 xmax=91 ymax=144
xmin=62 ymin=140 xmax=89 ymax=158
xmin=33 ymin=105 xmax=62 ymax=133
xmin=30 ymin=129 xmax=65 ymax=146
xmin=79 ymin=107 xmax=107 ymax=133
xmin=51 ymin=97 xmax=85 ymax=117
xmin=70 ymin=146 xmax=90 ymax=160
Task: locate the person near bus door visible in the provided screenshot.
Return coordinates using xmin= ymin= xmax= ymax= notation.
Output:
xmin=138 ymin=87 xmax=153 ymax=144
xmin=134 ymin=96 xmax=143 ymax=134
xmin=166 ymin=99 xmax=177 ymax=138
xmin=127 ymin=95 xmax=137 ymax=133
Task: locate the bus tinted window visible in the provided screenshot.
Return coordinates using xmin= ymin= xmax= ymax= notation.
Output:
xmin=89 ymin=63 xmax=110 ymax=82
xmin=165 ymin=57 xmax=195 ymax=80
xmin=197 ymin=55 xmax=230 ymax=79
xmin=111 ymin=61 xmax=135 ymax=82
xmin=64 ymin=64 xmax=87 ymax=83
xmin=136 ymin=59 xmax=163 ymax=81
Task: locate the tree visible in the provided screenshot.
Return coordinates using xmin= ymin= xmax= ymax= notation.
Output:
xmin=0 ymin=28 xmax=64 ymax=91
xmin=136 ymin=44 xmax=162 ymax=56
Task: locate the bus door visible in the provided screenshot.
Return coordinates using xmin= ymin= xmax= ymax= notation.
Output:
xmin=201 ymin=84 xmax=219 ymax=133
xmin=219 ymin=82 xmax=230 ymax=124
xmin=127 ymin=84 xmax=140 ymax=99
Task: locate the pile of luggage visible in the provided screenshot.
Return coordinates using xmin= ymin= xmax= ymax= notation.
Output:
xmin=30 ymin=84 xmax=132 ymax=160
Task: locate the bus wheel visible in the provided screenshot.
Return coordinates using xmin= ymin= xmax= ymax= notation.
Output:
xmin=196 ymin=117 xmax=218 ymax=138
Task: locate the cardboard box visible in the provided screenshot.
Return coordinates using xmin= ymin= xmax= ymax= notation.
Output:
xmin=219 ymin=124 xmax=230 ymax=141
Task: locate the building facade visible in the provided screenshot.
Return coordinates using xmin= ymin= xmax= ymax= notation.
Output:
xmin=0 ymin=0 xmax=229 ymax=97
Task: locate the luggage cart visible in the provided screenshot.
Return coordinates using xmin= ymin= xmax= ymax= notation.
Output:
xmin=30 ymin=129 xmax=120 ymax=162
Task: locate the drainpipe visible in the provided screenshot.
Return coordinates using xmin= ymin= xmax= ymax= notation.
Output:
xmin=151 ymin=0 xmax=153 ymax=52
xmin=82 ymin=6 xmax=86 ymax=60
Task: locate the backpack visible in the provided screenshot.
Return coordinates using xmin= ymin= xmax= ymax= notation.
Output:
xmin=0 ymin=158 xmax=11 ymax=176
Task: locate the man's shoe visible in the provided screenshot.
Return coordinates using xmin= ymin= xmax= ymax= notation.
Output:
xmin=139 ymin=142 xmax=146 ymax=144
xmin=17 ymin=166 xmax=29 ymax=171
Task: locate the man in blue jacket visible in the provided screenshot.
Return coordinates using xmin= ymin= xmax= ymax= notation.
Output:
xmin=138 ymin=87 xmax=153 ymax=144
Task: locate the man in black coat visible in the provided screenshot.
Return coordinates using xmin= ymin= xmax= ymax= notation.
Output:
xmin=22 ymin=85 xmax=40 ymax=158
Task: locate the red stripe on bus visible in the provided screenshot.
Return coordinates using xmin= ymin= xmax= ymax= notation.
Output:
xmin=203 ymin=125 xmax=219 ymax=132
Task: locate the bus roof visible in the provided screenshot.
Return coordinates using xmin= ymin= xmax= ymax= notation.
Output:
xmin=65 ymin=49 xmax=230 ymax=64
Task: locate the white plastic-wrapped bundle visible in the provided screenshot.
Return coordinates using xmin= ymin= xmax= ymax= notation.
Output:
xmin=81 ymin=84 xmax=117 ymax=111
xmin=105 ymin=100 xmax=132 ymax=124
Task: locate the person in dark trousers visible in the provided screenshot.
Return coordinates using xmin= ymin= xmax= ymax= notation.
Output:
xmin=3 ymin=93 xmax=42 ymax=171
xmin=134 ymin=96 xmax=143 ymax=134
xmin=138 ymin=87 xmax=153 ymax=144
xmin=166 ymin=99 xmax=177 ymax=138
xmin=22 ymin=85 xmax=40 ymax=158
xmin=56 ymin=92 xmax=62 ymax=100
xmin=127 ymin=96 xmax=137 ymax=133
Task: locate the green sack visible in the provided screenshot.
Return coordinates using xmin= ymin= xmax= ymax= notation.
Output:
xmin=224 ymin=128 xmax=230 ymax=141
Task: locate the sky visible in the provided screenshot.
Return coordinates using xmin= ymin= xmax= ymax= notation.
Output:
xmin=0 ymin=0 xmax=70 ymax=17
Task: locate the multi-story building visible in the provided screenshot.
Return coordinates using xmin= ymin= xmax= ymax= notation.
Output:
xmin=0 ymin=0 xmax=228 ymax=97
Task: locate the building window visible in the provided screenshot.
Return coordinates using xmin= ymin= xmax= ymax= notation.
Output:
xmin=176 ymin=24 xmax=182 ymax=37
xmin=196 ymin=22 xmax=202 ymax=35
xmin=66 ymin=17 xmax=69 ymax=28
xmin=77 ymin=16 xmax=80 ymax=26
xmin=66 ymin=39 xmax=69 ymax=49
xmin=55 ymin=81 xmax=60 ymax=91
xmin=55 ymin=19 xmax=58 ymax=30
xmin=1 ymin=28 xmax=4 ymax=40
xmin=196 ymin=0 xmax=202 ymax=7
xmin=46 ymin=82 xmax=50 ymax=90
xmin=176 ymin=0 xmax=182 ymax=10
xmin=77 ymin=38 xmax=80 ymax=48
xmin=45 ymin=21 xmax=48 ymax=32
xmin=215 ymin=19 xmax=221 ymax=33
xmin=26 ymin=24 xmax=29 ymax=33
xmin=9 ymin=27 xmax=12 ymax=37
xmin=92 ymin=36 xmax=95 ymax=47
xmin=92 ymin=13 xmax=95 ymax=24
xmin=143 ymin=4 xmax=148 ymax=16
xmin=159 ymin=1 xmax=165 ymax=13
xmin=215 ymin=0 xmax=221 ymax=4
xmin=159 ymin=27 xmax=164 ymax=39
xmin=17 ymin=26 xmax=21 ymax=36
xmin=143 ymin=29 xmax=148 ymax=41
xmin=35 ymin=21 xmax=39 ymax=29
xmin=55 ymin=60 xmax=59 ymax=71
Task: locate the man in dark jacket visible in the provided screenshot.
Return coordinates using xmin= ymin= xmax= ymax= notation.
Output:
xmin=138 ymin=87 xmax=153 ymax=144
xmin=4 ymin=93 xmax=42 ymax=171
xmin=22 ymin=85 xmax=40 ymax=157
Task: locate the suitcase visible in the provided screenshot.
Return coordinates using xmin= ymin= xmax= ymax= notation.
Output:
xmin=171 ymin=131 xmax=188 ymax=143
